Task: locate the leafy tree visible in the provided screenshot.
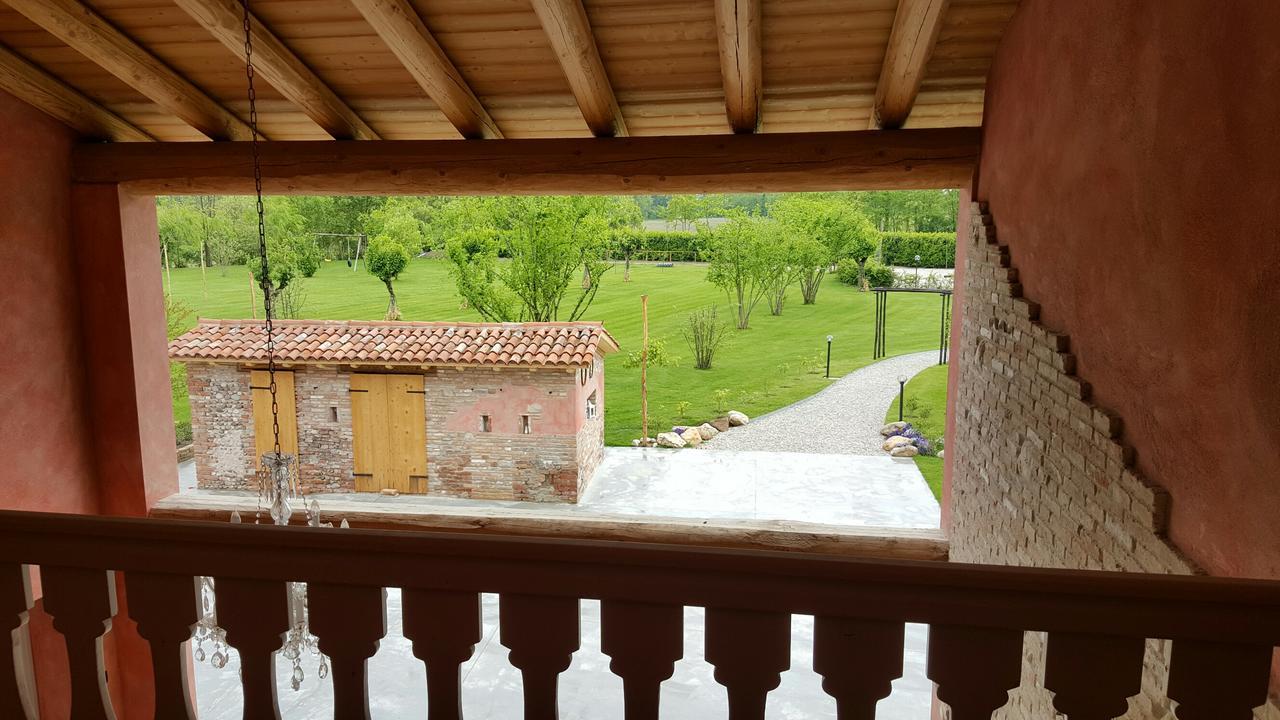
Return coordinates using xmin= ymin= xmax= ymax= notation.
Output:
xmin=611 ymin=227 xmax=644 ymax=282
xmin=662 ymin=195 xmax=726 ymax=231
xmin=444 ymin=196 xmax=614 ymax=322
xmin=765 ymin=230 xmax=827 ymax=315
xmin=771 ymin=194 xmax=878 ymax=301
xmin=854 ymin=190 xmax=959 ymax=233
xmin=366 ymin=198 xmax=427 ymax=254
xmin=683 ymin=306 xmax=730 ymax=369
xmin=365 ymin=236 xmax=411 ymax=319
xmin=243 ymin=197 xmax=308 ymax=317
xmin=156 ymin=200 xmax=205 ymax=268
xmin=705 ymin=216 xmax=773 ymax=329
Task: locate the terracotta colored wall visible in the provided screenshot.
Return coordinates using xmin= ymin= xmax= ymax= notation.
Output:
xmin=0 ymin=90 xmax=99 ymax=514
xmin=974 ymin=0 xmax=1280 ymax=581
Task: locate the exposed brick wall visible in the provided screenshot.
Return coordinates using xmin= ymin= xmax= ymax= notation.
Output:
xmin=187 ymin=363 xmax=253 ymax=490
xmin=949 ymin=203 xmax=1202 ymax=720
xmin=186 ymin=362 xmax=603 ymax=502
xmin=424 ymin=366 xmax=586 ymax=502
xmin=293 ymin=367 xmax=355 ymax=494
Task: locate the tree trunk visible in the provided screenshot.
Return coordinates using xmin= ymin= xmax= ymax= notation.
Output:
xmin=384 ymin=280 xmax=401 ymax=320
xmin=624 ymin=256 xmax=631 ymax=282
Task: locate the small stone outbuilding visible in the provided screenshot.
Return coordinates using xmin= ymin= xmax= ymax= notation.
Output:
xmin=170 ymin=320 xmax=618 ymax=503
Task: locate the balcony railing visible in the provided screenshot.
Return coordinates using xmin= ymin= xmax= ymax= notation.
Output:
xmin=1 ymin=509 xmax=1278 ymax=719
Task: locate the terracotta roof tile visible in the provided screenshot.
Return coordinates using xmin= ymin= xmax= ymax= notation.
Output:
xmin=169 ymin=320 xmax=619 ymax=368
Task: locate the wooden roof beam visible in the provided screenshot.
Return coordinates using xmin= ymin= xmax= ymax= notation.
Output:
xmin=349 ymin=0 xmax=500 ymax=139
xmin=870 ymin=0 xmax=950 ymax=129
xmin=2 ymin=0 xmax=253 ymax=141
xmin=528 ymin=0 xmax=627 ymax=138
xmin=713 ymin=0 xmax=762 ymax=134
xmin=0 ymin=44 xmax=153 ymax=142
xmin=174 ymin=0 xmax=378 ymax=141
xmin=72 ymin=128 xmax=980 ymax=195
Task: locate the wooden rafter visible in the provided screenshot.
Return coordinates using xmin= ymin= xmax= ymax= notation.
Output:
xmin=0 ymin=44 xmax=153 ymax=142
xmin=349 ymin=0 xmax=500 ymax=139
xmin=528 ymin=0 xmax=627 ymax=138
xmin=3 ymin=0 xmax=253 ymax=141
xmin=72 ymin=128 xmax=980 ymax=195
xmin=173 ymin=0 xmax=378 ymax=141
xmin=713 ymin=0 xmax=762 ymax=134
xmin=869 ymin=0 xmax=950 ymax=129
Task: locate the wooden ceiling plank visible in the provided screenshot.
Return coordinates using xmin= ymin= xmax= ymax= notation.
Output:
xmin=0 ymin=43 xmax=153 ymax=141
xmin=72 ymin=127 xmax=980 ymax=195
xmin=528 ymin=0 xmax=627 ymax=138
xmin=349 ymin=0 xmax=500 ymax=139
xmin=2 ymin=0 xmax=253 ymax=141
xmin=172 ymin=0 xmax=378 ymax=141
xmin=713 ymin=0 xmax=761 ymax=134
xmin=869 ymin=0 xmax=950 ymax=129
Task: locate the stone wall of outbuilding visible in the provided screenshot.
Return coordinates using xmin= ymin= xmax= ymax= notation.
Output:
xmin=186 ymin=362 xmax=603 ymax=502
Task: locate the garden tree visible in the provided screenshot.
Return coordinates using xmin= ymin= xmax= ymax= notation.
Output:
xmin=244 ymin=197 xmax=311 ymax=316
xmin=662 ymin=194 xmax=726 ymax=231
xmin=611 ymin=227 xmax=644 ymax=281
xmin=705 ymin=215 xmax=774 ymax=329
xmin=366 ymin=198 xmax=427 ymax=253
xmin=853 ymin=190 xmax=959 ymax=233
xmin=771 ymin=194 xmax=878 ymax=302
xmin=444 ymin=196 xmax=614 ymax=322
xmin=365 ymin=236 xmax=411 ymax=319
xmin=156 ymin=199 xmax=206 ymax=268
xmin=765 ymin=230 xmax=827 ymax=316
xmin=683 ymin=306 xmax=730 ymax=370
xmin=289 ymin=196 xmax=387 ymax=237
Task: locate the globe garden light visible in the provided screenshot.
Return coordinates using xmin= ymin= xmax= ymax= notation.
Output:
xmin=825 ymin=335 xmax=834 ymax=378
xmin=897 ymin=375 xmax=908 ymax=421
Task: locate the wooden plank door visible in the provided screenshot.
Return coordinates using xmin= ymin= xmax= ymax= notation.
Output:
xmin=249 ymin=370 xmax=298 ymax=469
xmin=350 ymin=374 xmax=427 ymax=493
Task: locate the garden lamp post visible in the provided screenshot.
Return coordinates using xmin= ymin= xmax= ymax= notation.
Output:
xmin=825 ymin=335 xmax=833 ymax=378
xmin=898 ymin=375 xmax=908 ymax=421
xmin=914 ymin=254 xmax=922 ymax=280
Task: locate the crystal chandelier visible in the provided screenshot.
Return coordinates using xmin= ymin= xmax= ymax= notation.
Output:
xmin=189 ymin=0 xmax=343 ymax=693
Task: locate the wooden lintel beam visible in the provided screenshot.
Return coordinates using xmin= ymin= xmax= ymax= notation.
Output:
xmin=528 ymin=0 xmax=627 ymax=138
xmin=870 ymin=0 xmax=950 ymax=129
xmin=713 ymin=0 xmax=762 ymax=134
xmin=0 ymin=44 xmax=153 ymax=142
xmin=3 ymin=0 xmax=253 ymax=141
xmin=173 ymin=0 xmax=378 ymax=141
xmin=350 ymin=0 xmax=501 ymax=139
xmin=71 ymin=127 xmax=980 ymax=195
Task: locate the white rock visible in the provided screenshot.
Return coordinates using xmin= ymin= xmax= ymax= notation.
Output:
xmin=882 ymin=435 xmax=915 ymax=452
xmin=727 ymin=410 xmax=750 ymax=426
xmin=880 ymin=421 xmax=909 ymax=437
xmin=679 ymin=427 xmax=703 ymax=446
xmin=697 ymin=423 xmax=720 ymax=440
xmin=656 ymin=431 xmax=687 ymax=448
xmin=889 ymin=444 xmax=919 ymax=458
xmin=936 ymin=449 xmax=945 ymax=459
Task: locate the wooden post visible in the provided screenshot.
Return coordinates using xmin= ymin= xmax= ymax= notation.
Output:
xmin=161 ymin=241 xmax=171 ymax=294
xmin=641 ymin=294 xmax=649 ymax=445
xmin=198 ymin=195 xmax=209 ymax=302
xmin=247 ymin=267 xmax=257 ymax=320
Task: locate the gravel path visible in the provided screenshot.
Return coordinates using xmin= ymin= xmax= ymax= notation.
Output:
xmin=699 ymin=351 xmax=941 ymax=455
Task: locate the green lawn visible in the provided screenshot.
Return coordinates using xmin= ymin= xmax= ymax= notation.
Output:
xmin=885 ymin=363 xmax=950 ymax=499
xmin=167 ymin=259 xmax=947 ymax=446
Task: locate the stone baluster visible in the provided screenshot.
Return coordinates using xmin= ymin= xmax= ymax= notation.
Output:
xmin=0 ymin=562 xmax=31 ymax=718
xmin=499 ymin=594 xmax=580 ymax=720
xmin=926 ymin=624 xmax=1022 ymax=720
xmin=215 ymin=577 xmax=290 ymax=720
xmin=1167 ymin=638 xmax=1273 ymax=720
xmin=1043 ymin=632 xmax=1144 ymax=719
xmin=309 ymin=583 xmax=387 ymax=720
xmin=600 ymin=600 xmax=683 ymax=720
xmin=40 ymin=566 xmax=117 ymax=720
xmin=127 ymin=572 xmax=202 ymax=719
xmin=812 ymin=616 xmax=904 ymax=719
xmin=401 ymin=589 xmax=482 ymax=720
xmin=704 ymin=608 xmax=790 ymax=720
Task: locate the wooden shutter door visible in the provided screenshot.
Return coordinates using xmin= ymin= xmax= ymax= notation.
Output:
xmin=249 ymin=370 xmax=298 ymax=469
xmin=388 ymin=375 xmax=428 ymax=494
xmin=350 ymin=374 xmax=387 ymax=492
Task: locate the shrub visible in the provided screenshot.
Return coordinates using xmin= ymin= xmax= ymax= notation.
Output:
xmin=674 ymin=400 xmax=692 ymax=418
xmin=713 ymin=388 xmax=731 ymax=413
xmin=174 ymin=420 xmax=193 ymax=447
xmin=622 ymin=337 xmax=678 ymax=368
xmin=838 ymin=259 xmax=895 ymax=289
xmin=879 ymin=232 xmax=956 ymax=268
xmin=682 ymin=306 xmax=730 ymax=370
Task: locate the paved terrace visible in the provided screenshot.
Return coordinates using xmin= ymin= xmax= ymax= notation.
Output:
xmin=174 ymin=447 xmax=939 ymax=718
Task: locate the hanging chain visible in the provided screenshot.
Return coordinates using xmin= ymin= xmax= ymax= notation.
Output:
xmin=241 ymin=0 xmax=281 ymax=459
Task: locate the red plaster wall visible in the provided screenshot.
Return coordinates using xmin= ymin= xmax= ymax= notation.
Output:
xmin=0 ymin=90 xmax=99 ymax=514
xmin=975 ymin=0 xmax=1280 ymax=579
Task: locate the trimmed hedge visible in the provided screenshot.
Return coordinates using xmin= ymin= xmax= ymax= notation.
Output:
xmin=879 ymin=232 xmax=955 ymax=268
xmin=836 ymin=260 xmax=895 ymax=289
xmin=610 ymin=230 xmax=705 ymax=261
